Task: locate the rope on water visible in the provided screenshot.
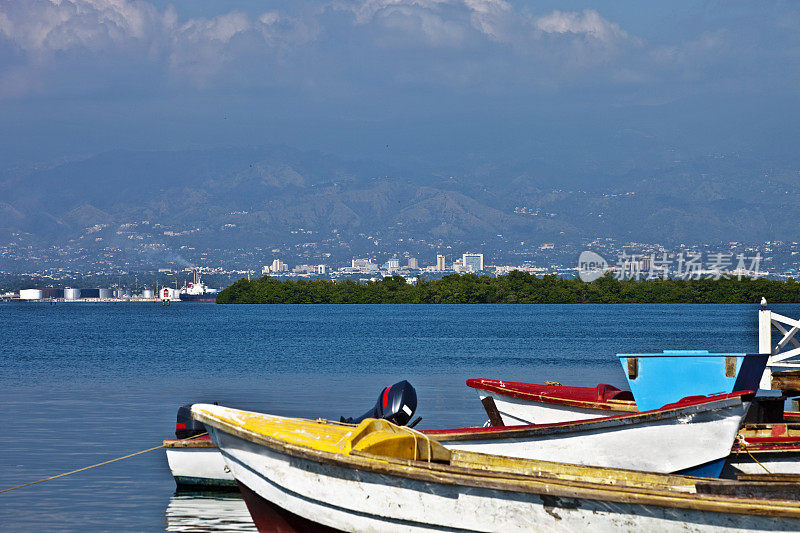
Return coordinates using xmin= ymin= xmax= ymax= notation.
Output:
xmin=0 ymin=432 xmax=208 ymax=494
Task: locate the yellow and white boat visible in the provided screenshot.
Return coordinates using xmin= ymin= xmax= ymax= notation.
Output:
xmin=193 ymin=403 xmax=800 ymax=532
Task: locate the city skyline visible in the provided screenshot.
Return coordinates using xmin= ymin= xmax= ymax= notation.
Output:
xmin=1 ymin=2 xmax=798 ymax=287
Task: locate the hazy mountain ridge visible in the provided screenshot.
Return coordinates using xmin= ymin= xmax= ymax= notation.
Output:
xmin=0 ymin=147 xmax=797 ymax=270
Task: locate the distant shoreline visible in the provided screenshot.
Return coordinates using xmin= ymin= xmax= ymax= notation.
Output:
xmin=215 ymin=272 xmax=800 ymax=304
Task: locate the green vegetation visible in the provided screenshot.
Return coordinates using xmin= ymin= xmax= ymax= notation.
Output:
xmin=216 ymin=272 xmax=800 ymax=304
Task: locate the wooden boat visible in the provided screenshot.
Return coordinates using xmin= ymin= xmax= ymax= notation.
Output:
xmin=468 ymin=351 xmax=767 ymax=427
xmin=469 ymin=378 xmax=800 ymax=427
xmin=193 ymin=403 xmax=800 ymax=532
xmin=163 ymin=435 xmax=237 ymax=489
xmin=426 ymin=392 xmax=752 ymax=477
xmin=724 ymin=424 xmax=800 ymax=476
xmin=467 ymin=378 xmax=636 ymax=425
xmin=166 ymin=408 xmax=800 ymax=485
xmin=168 ymin=391 xmax=750 ymax=483
xmin=164 ymin=380 xmax=420 ymax=489
xmin=617 ymin=350 xmax=768 ymax=412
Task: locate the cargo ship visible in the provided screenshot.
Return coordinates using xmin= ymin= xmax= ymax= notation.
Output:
xmin=179 ymin=270 xmax=219 ymax=302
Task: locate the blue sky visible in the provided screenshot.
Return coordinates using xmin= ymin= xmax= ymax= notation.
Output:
xmin=0 ymin=1 xmax=797 ymax=173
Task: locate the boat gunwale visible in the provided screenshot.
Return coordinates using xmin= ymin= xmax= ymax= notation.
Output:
xmin=163 ymin=438 xmax=217 ymax=449
xmin=468 ymin=379 xmax=638 ymax=412
xmin=192 ymin=404 xmax=800 ymax=520
xmin=422 ymin=392 xmax=751 ymax=441
xmin=616 ymin=352 xmax=751 ymax=358
xmin=731 ymin=445 xmax=800 ymax=453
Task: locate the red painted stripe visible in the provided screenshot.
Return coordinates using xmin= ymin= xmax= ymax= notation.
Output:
xmin=744 ymin=436 xmax=800 ymax=444
xmin=176 ymin=423 xmax=186 ymax=429
xmin=381 ymin=386 xmax=390 ymax=410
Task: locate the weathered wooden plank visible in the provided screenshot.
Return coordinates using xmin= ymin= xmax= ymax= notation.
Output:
xmin=771 ymin=370 xmax=800 ymax=393
xmin=481 ymin=396 xmax=505 ymax=427
xmin=696 ymin=481 xmax=800 ymax=500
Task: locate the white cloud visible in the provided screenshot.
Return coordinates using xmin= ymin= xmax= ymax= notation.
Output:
xmin=463 ymin=0 xmax=511 ymax=41
xmin=0 ymin=0 xmax=682 ymax=96
xmin=535 ymin=9 xmax=630 ymax=45
xmin=0 ymin=0 xmax=163 ymax=53
xmin=373 ymin=5 xmax=468 ymax=47
xmin=346 ymin=0 xmax=452 ymax=25
xmin=179 ymin=12 xmax=251 ymax=45
xmin=0 ymin=0 xmax=319 ymax=92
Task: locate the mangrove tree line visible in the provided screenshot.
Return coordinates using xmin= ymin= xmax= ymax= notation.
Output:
xmin=215 ymin=272 xmax=800 ymax=304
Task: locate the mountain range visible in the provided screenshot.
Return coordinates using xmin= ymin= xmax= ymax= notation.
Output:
xmin=0 ymin=146 xmax=797 ymax=271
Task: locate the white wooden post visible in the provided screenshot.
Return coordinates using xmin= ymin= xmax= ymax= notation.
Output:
xmin=759 ymin=308 xmax=773 ymax=389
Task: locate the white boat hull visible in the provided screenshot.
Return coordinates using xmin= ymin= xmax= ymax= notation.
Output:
xmin=208 ymin=426 xmax=797 ymax=532
xmin=436 ymin=397 xmax=749 ymax=474
xmin=477 ymin=391 xmax=611 ymax=425
xmin=165 ymin=446 xmax=236 ymax=488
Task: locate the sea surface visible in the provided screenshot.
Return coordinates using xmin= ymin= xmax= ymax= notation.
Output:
xmin=0 ymin=302 xmax=791 ymax=531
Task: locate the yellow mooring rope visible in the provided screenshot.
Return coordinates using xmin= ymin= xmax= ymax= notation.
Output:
xmin=0 ymin=432 xmax=208 ymax=494
xmin=736 ymin=434 xmax=772 ymax=475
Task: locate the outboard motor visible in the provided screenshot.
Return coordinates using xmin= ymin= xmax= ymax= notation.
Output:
xmin=340 ymin=380 xmax=418 ymax=426
xmin=175 ymin=404 xmax=207 ymax=439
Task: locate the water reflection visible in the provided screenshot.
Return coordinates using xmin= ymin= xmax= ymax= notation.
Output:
xmin=165 ymin=491 xmax=256 ymax=532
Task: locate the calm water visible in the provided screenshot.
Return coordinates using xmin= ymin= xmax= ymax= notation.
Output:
xmin=0 ymin=302 xmax=790 ymax=531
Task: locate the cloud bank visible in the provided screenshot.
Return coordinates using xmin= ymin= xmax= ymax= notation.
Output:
xmin=0 ymin=0 xmax=661 ymax=97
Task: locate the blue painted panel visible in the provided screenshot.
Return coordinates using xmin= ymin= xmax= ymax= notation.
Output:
xmin=617 ymin=351 xmax=768 ymax=412
xmin=676 ymin=457 xmax=727 ymax=478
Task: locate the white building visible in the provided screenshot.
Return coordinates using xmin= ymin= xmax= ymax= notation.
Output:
xmin=436 ymin=254 xmax=446 ymax=271
xmin=386 ymin=258 xmax=400 ymax=270
xmin=293 ymin=264 xmax=316 ymax=274
xmin=407 ymin=257 xmax=419 ymax=269
xmin=352 ymin=259 xmax=379 ymax=272
xmin=270 ymin=259 xmax=288 ymax=273
xmin=462 ymin=253 xmax=484 ymax=272
xmin=316 ymin=264 xmax=328 ymax=275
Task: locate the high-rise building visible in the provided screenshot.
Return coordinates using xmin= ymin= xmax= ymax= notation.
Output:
xmin=387 ymin=258 xmax=400 ymax=270
xmin=270 ymin=259 xmax=288 ymax=273
xmin=462 ymin=253 xmax=484 ymax=272
xmin=316 ymin=264 xmax=328 ymax=275
xmin=407 ymin=257 xmax=418 ymax=269
xmin=436 ymin=254 xmax=446 ymax=271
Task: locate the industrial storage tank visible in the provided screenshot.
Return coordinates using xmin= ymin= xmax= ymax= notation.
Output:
xmin=64 ymin=288 xmax=80 ymax=299
xmin=19 ymin=289 xmax=43 ymax=300
xmin=81 ymin=288 xmax=100 ymax=298
xmin=41 ymin=288 xmax=64 ymax=299
xmin=114 ymin=289 xmax=130 ymax=299
xmin=142 ymin=288 xmax=154 ymax=299
xmin=98 ymin=288 xmax=112 ymax=299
